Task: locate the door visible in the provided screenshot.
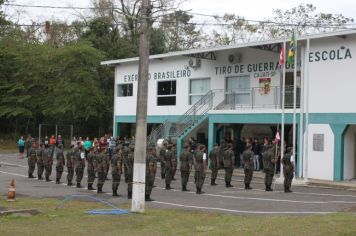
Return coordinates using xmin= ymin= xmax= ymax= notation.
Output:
xmin=354 ymin=134 xmax=356 ymax=178
xmin=225 ymin=75 xmax=251 ymax=106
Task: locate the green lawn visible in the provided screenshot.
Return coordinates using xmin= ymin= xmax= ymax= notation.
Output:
xmin=0 ymin=197 xmax=356 ymax=236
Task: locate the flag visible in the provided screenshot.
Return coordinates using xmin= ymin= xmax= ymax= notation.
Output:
xmin=278 ymin=46 xmax=284 ymax=68
xmin=275 ymin=131 xmax=281 ymax=143
xmin=287 ymin=32 xmax=296 ymax=66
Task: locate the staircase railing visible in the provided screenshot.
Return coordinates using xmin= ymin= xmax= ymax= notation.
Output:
xmin=172 ymin=90 xmax=214 ymax=137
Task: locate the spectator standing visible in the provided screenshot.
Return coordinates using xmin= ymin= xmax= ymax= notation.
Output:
xmin=83 ymin=137 xmax=92 ymax=158
xmin=252 ymin=138 xmax=262 ymax=171
xmin=18 ymin=136 xmax=25 ymax=159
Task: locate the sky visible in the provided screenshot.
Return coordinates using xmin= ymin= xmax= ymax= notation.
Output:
xmin=2 ymin=0 xmax=356 ymax=24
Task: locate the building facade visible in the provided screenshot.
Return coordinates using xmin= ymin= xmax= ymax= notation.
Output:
xmin=102 ymin=30 xmax=356 ymax=182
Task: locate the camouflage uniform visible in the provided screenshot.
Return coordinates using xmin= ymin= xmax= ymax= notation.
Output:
xmin=87 ymin=149 xmax=96 ymax=190
xmin=164 ymin=146 xmax=174 ymax=189
xmin=223 ymin=146 xmax=235 ymax=187
xmin=179 ymin=147 xmax=192 ymax=191
xmin=122 ymin=145 xmax=130 ymax=183
xmin=262 ymin=146 xmax=275 ymax=191
xmin=145 ymin=148 xmax=157 ymax=201
xmin=159 ymin=145 xmax=167 ymax=179
xmin=208 ymin=145 xmax=220 ymax=185
xmin=42 ymin=146 xmax=53 ymax=182
xmin=242 ymin=147 xmax=254 ymax=189
xmin=36 ymin=145 xmax=44 ymax=179
xmin=194 ymin=149 xmax=206 ymax=194
xmin=28 ymin=146 xmax=37 ymax=178
xmin=66 ymin=148 xmax=75 ymax=186
xmin=74 ymin=148 xmax=85 ymax=188
xmin=171 ymin=144 xmax=177 ymax=180
xmin=111 ymin=148 xmax=123 ymax=196
xmin=125 ymin=146 xmax=135 ymax=198
xmin=282 ymin=150 xmax=294 ymax=193
xmin=55 ymin=146 xmax=65 ymax=184
xmin=96 ymin=150 xmax=107 ymax=193
xmin=104 ymin=148 xmax=111 ymax=180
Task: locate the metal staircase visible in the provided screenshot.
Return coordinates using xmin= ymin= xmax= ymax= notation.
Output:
xmin=147 ymin=90 xmax=217 ymax=145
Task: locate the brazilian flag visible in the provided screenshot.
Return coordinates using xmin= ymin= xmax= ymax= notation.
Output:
xmin=287 ymin=32 xmax=296 ymax=66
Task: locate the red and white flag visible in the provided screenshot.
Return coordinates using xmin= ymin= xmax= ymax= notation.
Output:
xmin=278 ymin=46 xmax=284 ymax=68
xmin=275 ymin=131 xmax=281 ymax=142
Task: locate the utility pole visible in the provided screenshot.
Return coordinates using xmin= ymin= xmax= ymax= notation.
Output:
xmin=131 ymin=0 xmax=151 ymax=213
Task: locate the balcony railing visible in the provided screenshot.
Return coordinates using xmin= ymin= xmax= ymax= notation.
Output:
xmin=214 ymin=85 xmax=300 ymax=110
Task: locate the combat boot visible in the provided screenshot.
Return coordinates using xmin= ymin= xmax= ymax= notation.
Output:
xmin=161 ymin=174 xmax=165 ymax=179
xmin=245 ymin=183 xmax=252 ymax=190
xmin=67 ymin=181 xmax=72 ymax=186
xmin=267 ymin=184 xmax=273 ymax=191
xmin=145 ymin=194 xmax=153 ymax=201
xmin=29 ymin=174 xmax=35 ymax=179
xmin=265 ymin=184 xmax=269 ymax=191
xmin=211 ymin=179 xmax=217 ymax=186
xmin=88 ymin=184 xmax=95 ymax=190
xmin=38 ymin=175 xmax=43 ymax=180
xmin=165 ymin=184 xmax=171 ymax=190
xmin=46 ymin=177 xmax=50 ymax=182
xmin=76 ymin=183 xmax=81 ymax=188
xmin=97 ymin=186 xmax=103 ymax=193
xmin=56 ymin=178 xmax=60 ymax=184
xmin=128 ymin=191 xmax=132 ymax=199
xmin=226 ymin=182 xmax=233 ymax=188
xmin=196 ymin=188 xmax=204 ymax=194
xmin=284 ymin=186 xmax=288 ymax=192
xmin=182 ymin=185 xmax=188 ymax=192
xmin=112 ymin=190 xmax=118 ymax=197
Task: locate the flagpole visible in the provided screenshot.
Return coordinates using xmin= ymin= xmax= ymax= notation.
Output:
xmin=292 ymin=30 xmax=298 ymax=176
xmin=280 ymin=40 xmax=286 ymax=179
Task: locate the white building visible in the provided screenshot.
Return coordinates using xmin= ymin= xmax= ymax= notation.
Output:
xmin=102 ymin=29 xmax=356 ymax=182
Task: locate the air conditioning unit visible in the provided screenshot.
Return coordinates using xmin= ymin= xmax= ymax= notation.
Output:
xmin=188 ymin=58 xmax=201 ymax=68
xmin=228 ymin=53 xmax=242 ymax=63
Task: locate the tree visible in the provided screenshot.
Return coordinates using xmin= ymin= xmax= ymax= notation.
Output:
xmin=261 ymin=4 xmax=354 ymax=38
xmin=159 ymin=10 xmax=202 ymax=51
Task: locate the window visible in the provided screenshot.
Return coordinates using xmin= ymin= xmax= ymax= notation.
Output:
xmin=157 ymin=80 xmax=176 ymax=106
xmin=117 ymin=84 xmax=133 ymax=97
xmin=313 ymin=134 xmax=324 ymax=152
xmin=189 ymin=78 xmax=210 ymax=105
xmin=225 ymin=75 xmax=250 ymax=105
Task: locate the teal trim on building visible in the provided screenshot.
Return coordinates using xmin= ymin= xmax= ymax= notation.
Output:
xmin=115 ymin=115 xmax=181 ymax=124
xmin=331 ymin=124 xmax=348 ymax=181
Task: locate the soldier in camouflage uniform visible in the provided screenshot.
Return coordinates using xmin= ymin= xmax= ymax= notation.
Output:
xmin=96 ymin=147 xmax=107 ymax=193
xmin=36 ymin=143 xmax=44 ymax=180
xmin=223 ymin=143 xmax=235 ymax=188
xmin=28 ymin=142 xmax=37 ymax=179
xmin=262 ymin=145 xmax=275 ymax=191
xmin=87 ymin=147 xmax=96 ymax=190
xmin=74 ymin=146 xmax=85 ymax=188
xmin=282 ymin=147 xmax=294 ymax=193
xmin=208 ymin=143 xmax=220 ymax=186
xmin=104 ymin=148 xmax=111 ymax=180
xmin=125 ymin=145 xmax=135 ymax=199
xmin=243 ymin=144 xmax=254 ymax=190
xmin=43 ymin=143 xmax=53 ymax=182
xmin=145 ymin=146 xmax=157 ymax=201
xmin=171 ymin=143 xmax=177 ymax=180
xmin=194 ymin=145 xmax=206 ymax=194
xmin=123 ymin=144 xmax=130 ymax=183
xmin=111 ymin=145 xmax=123 ymax=196
xmin=159 ymin=142 xmax=167 ymax=179
xmin=66 ymin=144 xmax=75 ymax=186
xmin=180 ymin=143 xmax=192 ymax=191
xmin=55 ymin=144 xmax=65 ymax=184
xmin=164 ymin=144 xmax=174 ymax=190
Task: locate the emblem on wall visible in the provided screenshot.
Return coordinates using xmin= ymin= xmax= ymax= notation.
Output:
xmin=259 ymin=78 xmax=271 ymax=95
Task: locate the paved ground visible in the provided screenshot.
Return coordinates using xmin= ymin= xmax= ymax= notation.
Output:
xmin=1 ymin=153 xmax=356 ymax=215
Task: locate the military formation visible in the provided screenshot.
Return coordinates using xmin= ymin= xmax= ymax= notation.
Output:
xmin=25 ymin=138 xmax=157 ymax=201
xmin=25 ymin=136 xmax=295 ymax=202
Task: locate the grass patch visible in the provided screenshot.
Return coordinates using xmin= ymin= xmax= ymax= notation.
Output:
xmin=0 ymin=197 xmax=356 ymax=236
xmin=0 ymin=139 xmax=18 ymax=153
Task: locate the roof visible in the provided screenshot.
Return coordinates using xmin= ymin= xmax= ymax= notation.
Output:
xmin=101 ymin=29 xmax=356 ymax=66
